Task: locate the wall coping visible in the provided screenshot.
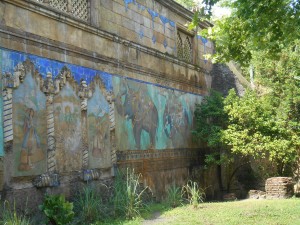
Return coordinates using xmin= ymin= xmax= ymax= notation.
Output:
xmin=157 ymin=0 xmax=213 ymax=29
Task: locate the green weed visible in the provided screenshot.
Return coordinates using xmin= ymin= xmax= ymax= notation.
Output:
xmin=165 ymin=185 xmax=183 ymax=208
xmin=74 ymin=185 xmax=108 ymax=224
xmin=182 ymin=181 xmax=205 ymax=208
xmin=112 ymin=168 xmax=148 ymax=219
xmin=0 ymin=200 xmax=30 ymax=225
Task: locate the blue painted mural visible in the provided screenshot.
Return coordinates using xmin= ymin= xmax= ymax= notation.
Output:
xmin=1 ymin=47 xmax=203 ymax=176
xmin=113 ymin=77 xmax=203 ymax=150
xmin=1 ymin=50 xmax=112 ymax=90
xmin=54 ymin=81 xmax=82 ymax=172
xmin=0 ymin=49 xmax=3 ymax=156
xmin=88 ymin=79 xmax=111 ymax=169
xmin=13 ymin=68 xmax=47 ymax=176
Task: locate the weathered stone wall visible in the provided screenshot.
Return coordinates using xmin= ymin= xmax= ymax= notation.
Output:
xmin=0 ymin=0 xmax=216 ymax=202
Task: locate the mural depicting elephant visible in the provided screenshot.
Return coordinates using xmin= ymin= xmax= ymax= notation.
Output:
xmin=114 ymin=79 xmax=159 ymax=149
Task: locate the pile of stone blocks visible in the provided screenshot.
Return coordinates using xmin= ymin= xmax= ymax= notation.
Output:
xmin=265 ymin=177 xmax=294 ymax=199
xmin=248 ymin=190 xmax=266 ymax=199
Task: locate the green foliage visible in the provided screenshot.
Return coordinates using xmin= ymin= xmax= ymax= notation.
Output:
xmin=193 ymin=90 xmax=233 ymax=168
xmin=0 ymin=201 xmax=30 ymax=225
xmin=174 ymin=0 xmax=194 ymax=9
xmin=165 ymin=185 xmax=183 ymax=208
xmin=182 ymin=181 xmax=205 ymax=208
xmin=39 ymin=194 xmax=74 ymax=225
xmin=156 ymin=199 xmax=300 ymax=225
xmin=74 ymin=185 xmax=108 ymax=224
xmin=174 ymin=0 xmax=218 ymax=18
xmin=223 ymin=88 xmax=299 ymax=175
xmin=193 ymin=90 xmax=227 ymax=148
xmin=112 ymin=169 xmax=148 ymax=219
xmin=192 ymin=0 xmax=300 ymax=65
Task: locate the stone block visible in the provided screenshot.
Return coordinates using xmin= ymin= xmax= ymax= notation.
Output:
xmin=265 ymin=177 xmax=294 ymax=199
xmin=142 ymin=37 xmax=153 ymax=48
xmin=154 ymin=22 xmax=164 ymax=34
xmin=113 ymin=1 xmax=126 ymax=16
xmin=143 ymin=17 xmax=151 ymax=28
xmin=91 ymin=1 xmax=101 ymax=27
xmin=134 ymin=22 xmax=141 ymax=33
xmin=142 ymin=26 xmax=152 ymax=39
xmin=101 ymin=19 xmax=119 ymax=35
xmin=121 ymin=16 xmax=135 ymax=31
xmin=101 ymin=8 xmax=119 ymax=24
xmin=130 ymin=10 xmax=143 ymax=24
xmin=66 ymin=26 xmax=83 ymax=48
xmin=101 ymin=0 xmax=113 ymax=10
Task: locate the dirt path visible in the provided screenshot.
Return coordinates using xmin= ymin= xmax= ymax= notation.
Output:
xmin=142 ymin=211 xmax=171 ymax=225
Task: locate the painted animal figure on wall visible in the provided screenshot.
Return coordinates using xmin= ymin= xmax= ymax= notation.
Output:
xmin=115 ymin=80 xmax=158 ymax=149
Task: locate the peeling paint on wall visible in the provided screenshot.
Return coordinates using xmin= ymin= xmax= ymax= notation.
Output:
xmin=88 ymin=84 xmax=111 ymax=169
xmin=54 ymin=82 xmax=82 ymax=172
xmin=113 ymin=77 xmax=203 ymax=150
xmin=1 ymin=48 xmax=203 ymax=177
xmin=13 ymin=70 xmax=47 ymax=176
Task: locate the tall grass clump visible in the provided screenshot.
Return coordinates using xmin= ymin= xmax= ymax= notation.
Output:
xmin=0 ymin=200 xmax=31 ymax=225
xmin=165 ymin=185 xmax=183 ymax=208
xmin=112 ymin=168 xmax=148 ymax=219
xmin=73 ymin=185 xmax=108 ymax=224
xmin=182 ymin=180 xmax=205 ymax=208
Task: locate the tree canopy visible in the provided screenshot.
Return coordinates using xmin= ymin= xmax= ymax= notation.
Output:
xmin=188 ymin=0 xmax=300 ymax=65
xmin=190 ymin=0 xmax=300 ymax=176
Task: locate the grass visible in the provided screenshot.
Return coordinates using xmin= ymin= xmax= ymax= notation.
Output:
xmin=73 ymin=185 xmax=107 ymax=224
xmin=0 ymin=200 xmax=31 ymax=225
xmin=156 ymin=199 xmax=300 ymax=225
xmin=182 ymin=181 xmax=205 ymax=208
xmin=112 ymin=169 xmax=149 ymax=219
xmin=103 ymin=198 xmax=300 ymax=225
xmin=2 ymin=194 xmax=300 ymax=225
xmin=165 ymin=185 xmax=183 ymax=208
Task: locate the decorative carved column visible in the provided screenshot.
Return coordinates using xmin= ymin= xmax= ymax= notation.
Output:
xmin=3 ymin=88 xmax=13 ymax=143
xmin=42 ymin=72 xmax=56 ymax=173
xmin=3 ymin=63 xmax=25 ymax=143
xmin=78 ymin=80 xmax=92 ymax=169
xmin=107 ymin=94 xmax=117 ymax=173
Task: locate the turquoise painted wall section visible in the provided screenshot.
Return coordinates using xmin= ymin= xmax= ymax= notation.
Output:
xmin=0 ymin=49 xmax=3 ymax=156
xmin=1 ymin=47 xmax=204 ymax=167
xmin=113 ymin=76 xmax=203 ymax=151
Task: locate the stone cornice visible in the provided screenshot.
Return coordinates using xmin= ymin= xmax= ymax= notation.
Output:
xmin=156 ymin=0 xmax=213 ymax=29
xmin=156 ymin=0 xmax=194 ymax=21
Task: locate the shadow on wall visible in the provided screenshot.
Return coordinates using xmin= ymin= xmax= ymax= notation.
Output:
xmin=210 ymin=63 xmax=245 ymax=96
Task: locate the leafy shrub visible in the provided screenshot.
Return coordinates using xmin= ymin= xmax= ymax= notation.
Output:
xmin=165 ymin=185 xmax=183 ymax=208
xmin=112 ymin=168 xmax=148 ymax=219
xmin=74 ymin=185 xmax=108 ymax=224
xmin=0 ymin=200 xmax=30 ymax=225
xmin=182 ymin=181 xmax=205 ymax=208
xmin=39 ymin=194 xmax=74 ymax=225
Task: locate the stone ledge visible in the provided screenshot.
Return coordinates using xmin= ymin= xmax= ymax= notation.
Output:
xmin=0 ymin=25 xmax=207 ymax=95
